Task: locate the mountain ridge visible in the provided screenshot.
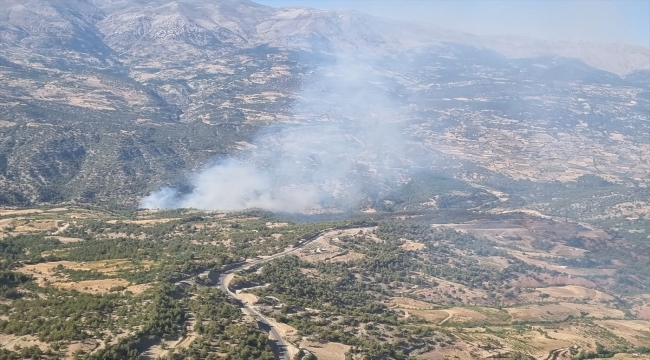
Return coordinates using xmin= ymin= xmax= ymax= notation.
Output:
xmin=1 ymin=0 xmax=648 ymax=75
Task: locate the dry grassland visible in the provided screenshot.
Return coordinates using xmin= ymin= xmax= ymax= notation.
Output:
xmin=595 ymin=320 xmax=650 ymax=346
xmin=612 ymin=201 xmax=650 ymax=218
xmin=106 ymin=218 xmax=180 ymax=225
xmin=327 ymin=251 xmax=365 ymax=263
xmin=613 ymin=354 xmax=650 ymax=359
xmin=513 ymin=274 xmax=596 ymax=290
xmin=0 ymin=208 xmax=42 ymax=216
xmin=537 ymin=285 xmax=614 ymax=302
xmin=409 ymin=309 xmax=450 ymax=324
xmin=635 ymin=305 xmax=650 ymax=320
xmin=401 ymin=239 xmax=425 ymax=251
xmin=54 ymin=279 xmax=130 ymax=294
xmin=508 ymin=251 xmax=613 ymax=276
xmin=16 ymin=260 xmax=151 ymax=293
xmin=507 ymin=302 xmax=624 ymax=322
xmin=13 ymin=219 xmax=59 ymax=232
xmin=444 ymin=308 xmax=489 ymax=323
xmin=145 ymin=315 xmax=198 ymax=359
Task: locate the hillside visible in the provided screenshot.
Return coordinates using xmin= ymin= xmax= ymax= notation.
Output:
xmin=0 ymin=207 xmax=650 ymax=359
xmin=0 ymin=0 xmax=649 ymax=209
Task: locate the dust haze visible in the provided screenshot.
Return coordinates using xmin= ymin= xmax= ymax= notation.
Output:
xmin=140 ymin=55 xmax=419 ymax=212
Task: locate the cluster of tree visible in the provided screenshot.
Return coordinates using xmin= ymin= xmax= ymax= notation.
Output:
xmin=0 ymin=271 xmax=31 ymax=299
xmin=159 ymin=287 xmax=274 ymax=360
xmin=0 ymin=290 xmax=121 ymax=342
xmin=0 ymin=345 xmax=44 ymax=360
xmin=0 ymin=234 xmax=62 ymax=269
xmin=141 ymin=285 xmax=186 ymax=337
xmin=374 ymin=221 xmax=543 ymax=292
xmin=531 ymin=239 xmax=555 ymax=251
xmin=572 ymin=343 xmax=618 ymax=360
xmin=370 ymin=171 xmax=499 ymax=212
xmin=241 ymin=249 xmax=459 ymax=359
xmin=86 ymin=337 xmax=141 ymax=360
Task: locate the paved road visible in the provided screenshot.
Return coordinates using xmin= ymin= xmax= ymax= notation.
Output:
xmin=213 ymin=228 xmax=336 ymax=360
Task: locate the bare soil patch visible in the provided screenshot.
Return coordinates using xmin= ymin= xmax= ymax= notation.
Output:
xmin=0 ymin=334 xmax=49 ymax=352
xmin=326 ymin=251 xmax=364 ymax=263
xmin=296 ymin=235 xmax=343 ymax=263
xmin=236 ymin=293 xmax=260 ymax=306
xmin=0 ymin=120 xmax=16 ymax=127
xmin=266 ymin=222 xmax=288 ymax=228
xmin=45 ymin=236 xmax=84 ymax=243
xmin=613 ymin=354 xmax=650 ymax=359
xmin=126 ymin=283 xmax=152 ymax=295
xmin=301 ymin=340 xmax=350 ymax=360
xmin=475 ymin=255 xmax=510 ymax=270
xmin=390 ymin=297 xmax=435 ymax=309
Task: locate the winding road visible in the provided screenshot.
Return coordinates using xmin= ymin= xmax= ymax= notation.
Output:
xmin=210 ymin=227 xmax=342 ymax=360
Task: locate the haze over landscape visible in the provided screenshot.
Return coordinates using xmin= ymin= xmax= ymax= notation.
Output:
xmin=0 ymin=0 xmax=650 ymax=359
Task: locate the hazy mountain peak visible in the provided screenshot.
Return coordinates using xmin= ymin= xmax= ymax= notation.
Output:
xmin=0 ymin=0 xmax=648 ymax=74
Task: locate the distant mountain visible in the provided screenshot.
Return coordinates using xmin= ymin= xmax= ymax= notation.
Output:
xmin=2 ymin=0 xmax=648 ymax=74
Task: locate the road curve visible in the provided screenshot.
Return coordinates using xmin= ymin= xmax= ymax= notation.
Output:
xmin=212 ymin=227 xmax=339 ymax=360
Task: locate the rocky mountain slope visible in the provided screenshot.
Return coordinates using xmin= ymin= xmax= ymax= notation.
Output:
xmin=0 ymin=0 xmax=648 ymax=208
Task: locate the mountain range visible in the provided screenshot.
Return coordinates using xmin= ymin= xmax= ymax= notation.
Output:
xmin=2 ymin=0 xmax=649 ymax=74
xmin=0 ymin=0 xmax=648 ymax=207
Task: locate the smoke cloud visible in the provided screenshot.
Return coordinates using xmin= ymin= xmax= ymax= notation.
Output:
xmin=140 ymin=55 xmax=418 ymax=212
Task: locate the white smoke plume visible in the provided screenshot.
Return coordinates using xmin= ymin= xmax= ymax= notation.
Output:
xmin=140 ymin=55 xmax=417 ymax=212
